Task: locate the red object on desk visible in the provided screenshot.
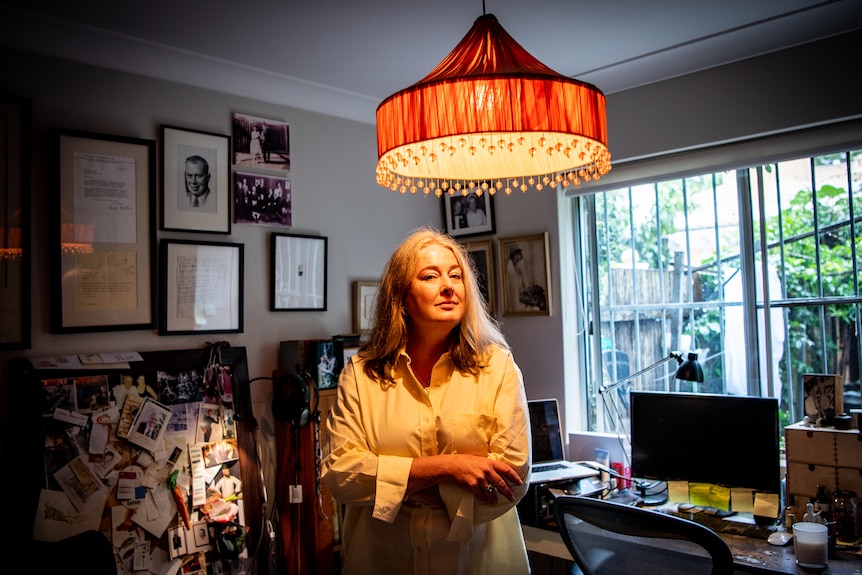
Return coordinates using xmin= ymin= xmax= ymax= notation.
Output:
xmin=611 ymin=462 xmax=631 ymax=488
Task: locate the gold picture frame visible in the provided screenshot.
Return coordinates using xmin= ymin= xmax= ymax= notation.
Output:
xmin=499 ymin=232 xmax=552 ymax=316
xmin=463 ymin=239 xmax=496 ymax=315
xmin=353 ymin=281 xmax=379 ymax=334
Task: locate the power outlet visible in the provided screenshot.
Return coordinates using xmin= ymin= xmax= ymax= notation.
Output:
xmin=289 ymin=484 xmax=303 ymax=503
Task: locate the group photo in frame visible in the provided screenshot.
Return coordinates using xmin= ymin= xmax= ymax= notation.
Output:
xmin=160 ymin=125 xmax=231 ymax=234
xmin=499 ymin=232 xmax=552 ymax=316
xmin=159 ymin=239 xmax=244 ymax=335
xmin=232 ymin=113 xmax=291 ymax=171
xmin=442 ymin=190 xmax=496 ymax=238
xmin=53 ymin=128 xmax=156 ymax=333
xmin=463 ymin=239 xmax=496 ymax=314
xmin=352 ymin=281 xmax=379 ymax=334
xmin=234 ymin=170 xmax=292 ymax=227
xmin=270 ymin=233 xmax=327 ymax=311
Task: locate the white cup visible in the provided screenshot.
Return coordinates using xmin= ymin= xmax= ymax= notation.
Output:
xmin=793 ymin=521 xmax=829 ymax=568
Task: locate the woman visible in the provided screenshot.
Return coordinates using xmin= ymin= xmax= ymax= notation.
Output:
xmin=249 ymin=125 xmax=263 ymax=163
xmin=321 ymin=227 xmax=531 ymax=575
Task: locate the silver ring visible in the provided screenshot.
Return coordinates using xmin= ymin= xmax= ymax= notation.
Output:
xmin=484 ymin=484 xmax=494 ymax=493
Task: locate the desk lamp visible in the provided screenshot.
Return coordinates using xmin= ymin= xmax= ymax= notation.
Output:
xmin=599 ymin=351 xmax=704 ymax=397
xmin=599 ymin=352 xmax=704 ymax=504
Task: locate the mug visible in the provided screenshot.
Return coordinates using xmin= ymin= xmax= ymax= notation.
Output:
xmin=793 ymin=521 xmax=829 ymax=568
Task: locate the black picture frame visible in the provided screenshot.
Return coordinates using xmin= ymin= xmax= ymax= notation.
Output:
xmin=53 ymin=128 xmax=157 ymax=333
xmin=160 ymin=125 xmax=231 ymax=234
xmin=270 ymin=232 xmax=328 ymax=311
xmin=0 ymin=94 xmax=31 ymax=349
xmin=442 ymin=191 xmax=496 ymax=238
xmin=159 ymin=239 xmax=244 ymax=334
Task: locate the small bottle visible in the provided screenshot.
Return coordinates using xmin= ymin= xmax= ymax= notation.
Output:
xmin=832 ymin=490 xmax=858 ymax=542
xmin=815 ymin=485 xmax=832 ymax=522
xmin=784 ymin=506 xmax=796 ymax=529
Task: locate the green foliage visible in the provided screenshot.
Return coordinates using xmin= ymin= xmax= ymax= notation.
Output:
xmin=594 ymin=151 xmax=859 ymax=432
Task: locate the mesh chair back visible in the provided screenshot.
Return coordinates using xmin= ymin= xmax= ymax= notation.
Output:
xmin=551 ymin=496 xmax=734 ymax=575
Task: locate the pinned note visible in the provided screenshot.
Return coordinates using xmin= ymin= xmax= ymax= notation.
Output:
xmin=667 ymin=481 xmax=690 ymax=504
xmin=731 ymin=488 xmax=754 ymax=513
xmin=753 ymin=492 xmax=781 ymax=519
xmin=689 ymin=482 xmax=731 ymax=511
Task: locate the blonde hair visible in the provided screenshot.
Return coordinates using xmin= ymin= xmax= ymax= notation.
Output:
xmin=359 ymin=227 xmax=508 ymax=384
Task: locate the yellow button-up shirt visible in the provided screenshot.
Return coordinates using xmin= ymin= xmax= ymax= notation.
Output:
xmin=321 ymin=345 xmax=532 ymax=575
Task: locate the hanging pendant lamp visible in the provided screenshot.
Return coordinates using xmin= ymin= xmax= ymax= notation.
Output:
xmin=376 ymin=12 xmax=611 ymax=197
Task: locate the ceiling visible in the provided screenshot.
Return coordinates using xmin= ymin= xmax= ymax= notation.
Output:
xmin=2 ymin=0 xmax=861 ymax=125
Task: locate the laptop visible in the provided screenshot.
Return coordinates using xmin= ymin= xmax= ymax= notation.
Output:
xmin=528 ymin=398 xmax=600 ymax=484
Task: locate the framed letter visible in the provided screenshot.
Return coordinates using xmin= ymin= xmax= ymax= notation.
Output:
xmin=160 ymin=125 xmax=231 ymax=234
xmin=53 ymin=129 xmax=156 ymax=333
xmin=160 ymin=239 xmax=243 ymax=334
xmin=443 ymin=191 xmax=495 ymax=238
xmin=499 ymin=232 xmax=552 ymax=317
xmin=270 ymin=233 xmax=327 ymax=311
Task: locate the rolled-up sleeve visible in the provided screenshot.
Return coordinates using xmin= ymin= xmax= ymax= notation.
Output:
xmin=320 ymin=360 xmax=414 ymax=522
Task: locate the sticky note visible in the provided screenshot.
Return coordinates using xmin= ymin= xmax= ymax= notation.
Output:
xmin=731 ymin=488 xmax=754 ymax=513
xmin=667 ymin=481 xmax=690 ymax=504
xmin=689 ymin=482 xmax=712 ymax=507
xmin=753 ymin=492 xmax=780 ymax=519
xmin=709 ymin=484 xmax=731 ymax=512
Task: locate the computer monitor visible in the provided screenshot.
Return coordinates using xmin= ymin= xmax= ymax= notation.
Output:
xmin=630 ymin=391 xmax=781 ymax=504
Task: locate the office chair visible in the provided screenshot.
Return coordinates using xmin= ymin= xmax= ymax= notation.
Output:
xmin=551 ymin=496 xmax=734 ymax=575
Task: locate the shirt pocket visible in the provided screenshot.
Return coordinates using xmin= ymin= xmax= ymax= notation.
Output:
xmin=436 ymin=413 xmax=496 ymax=456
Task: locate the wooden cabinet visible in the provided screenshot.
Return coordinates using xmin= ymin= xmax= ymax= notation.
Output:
xmin=785 ymin=422 xmax=862 ymax=517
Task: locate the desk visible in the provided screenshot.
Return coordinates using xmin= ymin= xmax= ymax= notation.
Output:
xmin=523 ymin=523 xmax=862 ymax=574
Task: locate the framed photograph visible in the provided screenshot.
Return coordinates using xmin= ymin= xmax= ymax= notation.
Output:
xmin=127 ymin=397 xmax=172 ymax=452
xmin=53 ymin=129 xmax=156 ymax=333
xmin=160 ymin=125 xmax=231 ymax=234
xmin=802 ymin=373 xmax=844 ymax=426
xmin=499 ymin=232 xmax=552 ymax=316
xmin=463 ymin=239 xmax=496 ymax=314
xmin=314 ymin=340 xmax=341 ymax=390
xmin=271 ymin=233 xmax=327 ymax=311
xmin=232 ymin=113 xmax=291 ymax=171
xmin=353 ymin=281 xmax=379 ymax=334
xmin=442 ymin=191 xmax=496 ymax=238
xmin=159 ymin=239 xmax=244 ymax=334
xmin=0 ymin=95 xmax=30 ymax=349
xmin=234 ymin=170 xmax=291 ymax=226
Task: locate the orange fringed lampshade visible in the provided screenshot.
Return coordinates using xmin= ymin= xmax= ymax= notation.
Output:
xmin=376 ymin=13 xmax=611 ymax=197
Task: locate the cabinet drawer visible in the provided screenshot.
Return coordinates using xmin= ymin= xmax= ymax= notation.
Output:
xmin=785 ymin=426 xmax=836 ymax=466
xmin=786 ymin=461 xmax=837 ymax=500
xmin=837 ymin=467 xmax=862 ymax=495
xmin=835 ymin=433 xmax=862 ymax=469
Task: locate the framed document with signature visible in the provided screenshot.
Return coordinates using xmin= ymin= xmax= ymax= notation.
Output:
xmin=53 ymin=129 xmax=156 ymax=333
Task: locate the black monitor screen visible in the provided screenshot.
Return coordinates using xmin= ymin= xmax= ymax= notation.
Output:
xmin=630 ymin=391 xmax=780 ymax=494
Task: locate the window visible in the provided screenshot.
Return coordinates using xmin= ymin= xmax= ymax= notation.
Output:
xmin=574 ymin=142 xmax=862 ymax=439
